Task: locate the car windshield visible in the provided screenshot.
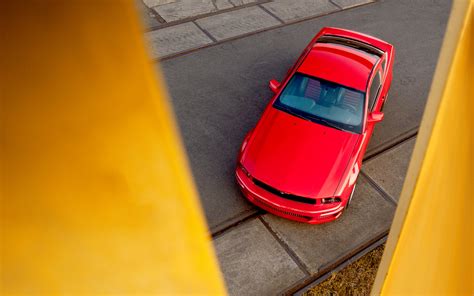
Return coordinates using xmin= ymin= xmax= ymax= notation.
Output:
xmin=273 ymin=73 xmax=365 ymax=133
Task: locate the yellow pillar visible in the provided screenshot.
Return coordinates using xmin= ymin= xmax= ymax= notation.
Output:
xmin=372 ymin=0 xmax=473 ymax=294
xmin=1 ymin=1 xmax=226 ymax=294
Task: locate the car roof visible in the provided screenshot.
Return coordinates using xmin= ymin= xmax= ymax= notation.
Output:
xmin=297 ymin=42 xmax=379 ymax=92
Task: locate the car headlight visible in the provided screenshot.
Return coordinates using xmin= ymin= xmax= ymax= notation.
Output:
xmin=321 ymin=197 xmax=341 ymax=204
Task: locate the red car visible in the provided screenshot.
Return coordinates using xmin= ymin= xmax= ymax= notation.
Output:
xmin=236 ymin=27 xmax=394 ymax=224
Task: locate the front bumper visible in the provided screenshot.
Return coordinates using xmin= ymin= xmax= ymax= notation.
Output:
xmin=235 ymin=166 xmax=344 ymax=224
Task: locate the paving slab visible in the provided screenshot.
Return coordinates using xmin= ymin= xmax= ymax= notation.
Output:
xmin=146 ymin=22 xmax=212 ymax=58
xmin=331 ymin=0 xmax=373 ymax=9
xmin=214 ymin=218 xmax=306 ymax=296
xmin=262 ymin=177 xmax=395 ymax=273
xmin=261 ymin=0 xmax=339 ymax=23
xmin=363 ymin=137 xmax=416 ymax=202
xmin=196 ymin=6 xmax=281 ymax=41
xmin=160 ymin=0 xmax=451 ymax=231
xmin=152 ymin=0 xmax=233 ymax=22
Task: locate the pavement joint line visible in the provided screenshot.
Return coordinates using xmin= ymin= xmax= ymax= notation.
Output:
xmin=142 ymin=3 xmax=166 ymax=24
xmin=138 ymin=1 xmax=165 ymax=26
xmin=258 ymin=4 xmax=285 ymax=24
xmin=290 ymin=233 xmax=388 ymax=296
xmin=153 ymin=0 xmax=377 ymax=62
xmin=210 ymin=0 xmax=219 ymax=11
xmin=284 ymin=230 xmax=389 ymax=295
xmin=229 ymin=0 xmax=267 ymax=6
xmin=154 ymin=13 xmax=167 ymax=24
xmin=258 ymin=216 xmax=312 ymax=277
xmin=317 ymin=229 xmax=388 ymax=275
xmin=328 ymin=0 xmax=344 ymax=10
xmin=193 ymin=20 xmax=218 ymax=43
xmin=365 ymin=130 xmax=418 ymax=162
xmin=365 ymin=126 xmax=419 ymax=161
xmin=144 ymin=0 xmax=272 ymax=32
xmin=211 ymin=209 xmax=261 ymax=238
xmin=360 ymin=171 xmax=398 ymax=206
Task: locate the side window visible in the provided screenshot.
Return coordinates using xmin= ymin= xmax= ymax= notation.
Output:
xmin=381 ymin=54 xmax=387 ymax=72
xmin=368 ymin=71 xmax=382 ymax=110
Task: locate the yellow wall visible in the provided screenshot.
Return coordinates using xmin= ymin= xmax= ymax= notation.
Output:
xmin=373 ymin=0 xmax=473 ymax=294
xmin=1 ymin=1 xmax=225 ymax=294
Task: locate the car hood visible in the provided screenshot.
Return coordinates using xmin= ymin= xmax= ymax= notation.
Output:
xmin=241 ymin=107 xmax=360 ymax=198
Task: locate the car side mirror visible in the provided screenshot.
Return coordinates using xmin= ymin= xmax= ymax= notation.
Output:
xmin=269 ymin=79 xmax=280 ymax=94
xmin=367 ymin=111 xmax=384 ymax=123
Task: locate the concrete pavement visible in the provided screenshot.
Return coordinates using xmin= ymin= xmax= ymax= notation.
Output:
xmin=364 ymin=138 xmax=417 ymax=202
xmin=214 ymin=218 xmax=306 ymax=295
xmin=143 ymin=0 xmax=373 ymax=58
xmin=144 ymin=0 xmax=254 ymax=23
xmin=155 ymin=0 xmax=451 ymax=294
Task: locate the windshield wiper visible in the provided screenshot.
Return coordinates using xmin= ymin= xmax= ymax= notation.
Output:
xmin=314 ymin=117 xmax=345 ymax=131
xmin=277 ymin=105 xmax=311 ymax=122
xmin=276 ymin=104 xmax=346 ymax=131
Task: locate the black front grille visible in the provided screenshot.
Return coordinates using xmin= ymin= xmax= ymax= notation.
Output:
xmin=253 ymin=179 xmax=317 ymax=205
xmin=253 ymin=198 xmax=312 ymax=221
